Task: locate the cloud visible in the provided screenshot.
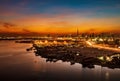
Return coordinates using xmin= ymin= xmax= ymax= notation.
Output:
xmin=0 ymin=21 xmax=16 ymax=28
xmin=22 ymin=28 xmax=34 ymax=33
xmin=3 ymin=23 xmax=16 ymax=28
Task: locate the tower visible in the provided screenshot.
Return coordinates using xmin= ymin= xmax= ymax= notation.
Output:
xmin=77 ymin=28 xmax=79 ymax=37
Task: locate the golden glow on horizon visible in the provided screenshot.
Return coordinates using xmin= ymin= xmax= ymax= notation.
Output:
xmin=0 ymin=14 xmax=120 ymax=34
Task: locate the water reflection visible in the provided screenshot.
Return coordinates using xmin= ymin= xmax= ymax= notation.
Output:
xmin=0 ymin=41 xmax=120 ymax=81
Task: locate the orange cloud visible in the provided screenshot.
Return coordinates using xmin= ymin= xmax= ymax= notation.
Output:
xmin=0 ymin=13 xmax=120 ymax=35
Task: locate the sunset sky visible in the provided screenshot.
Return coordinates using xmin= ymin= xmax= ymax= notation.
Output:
xmin=0 ymin=0 xmax=120 ymax=36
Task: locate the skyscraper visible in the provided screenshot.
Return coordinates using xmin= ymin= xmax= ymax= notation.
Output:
xmin=77 ymin=28 xmax=79 ymax=37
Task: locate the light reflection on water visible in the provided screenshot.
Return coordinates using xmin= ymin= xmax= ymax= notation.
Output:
xmin=0 ymin=40 xmax=120 ymax=81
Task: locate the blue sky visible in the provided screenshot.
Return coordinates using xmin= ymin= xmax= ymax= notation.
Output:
xmin=0 ymin=0 xmax=120 ymax=34
xmin=0 ymin=0 xmax=120 ymax=16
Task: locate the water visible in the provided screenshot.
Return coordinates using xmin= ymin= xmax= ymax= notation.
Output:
xmin=0 ymin=40 xmax=120 ymax=81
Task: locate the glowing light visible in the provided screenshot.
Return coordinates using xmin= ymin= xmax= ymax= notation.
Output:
xmin=53 ymin=40 xmax=57 ymax=44
xmin=63 ymin=41 xmax=68 ymax=45
xmin=106 ymin=56 xmax=112 ymax=61
xmin=98 ymin=56 xmax=104 ymax=61
xmin=39 ymin=41 xmax=43 ymax=44
xmin=44 ymin=40 xmax=48 ymax=44
xmin=86 ymin=41 xmax=92 ymax=46
xmin=97 ymin=56 xmax=112 ymax=61
xmin=86 ymin=41 xmax=120 ymax=52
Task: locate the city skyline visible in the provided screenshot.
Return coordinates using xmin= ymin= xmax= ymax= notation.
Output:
xmin=0 ymin=0 xmax=120 ymax=36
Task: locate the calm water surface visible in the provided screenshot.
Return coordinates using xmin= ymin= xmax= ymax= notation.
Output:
xmin=0 ymin=40 xmax=120 ymax=81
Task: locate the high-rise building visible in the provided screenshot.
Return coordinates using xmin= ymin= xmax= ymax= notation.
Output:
xmin=77 ymin=28 xmax=79 ymax=37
